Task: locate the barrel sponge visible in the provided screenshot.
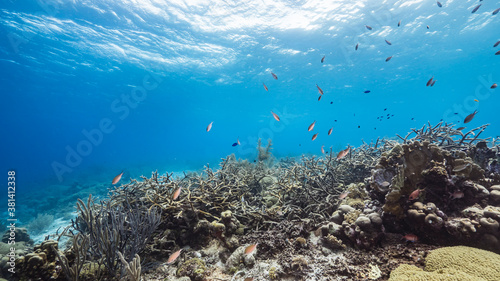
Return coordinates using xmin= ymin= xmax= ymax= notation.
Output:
xmin=425 ymin=246 xmax=500 ymax=281
xmin=388 ymin=246 xmax=500 ymax=281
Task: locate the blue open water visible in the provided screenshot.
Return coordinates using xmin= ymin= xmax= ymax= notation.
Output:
xmin=0 ymin=0 xmax=499 ymax=202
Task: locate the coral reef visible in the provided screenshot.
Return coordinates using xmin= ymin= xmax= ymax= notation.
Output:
xmin=14 ymin=122 xmax=500 ymax=280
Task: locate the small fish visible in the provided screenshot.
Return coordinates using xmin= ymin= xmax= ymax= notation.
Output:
xmin=385 ymin=56 xmax=392 ymax=62
xmin=206 ymin=122 xmax=213 ymax=132
xmin=494 ymin=41 xmax=500 ymax=47
xmin=308 ymin=120 xmax=316 ymax=131
xmin=365 ymin=25 xmax=372 ymax=30
xmin=403 ymin=234 xmax=418 ymax=242
xmin=338 ymin=192 xmax=349 ymax=200
xmin=167 ymin=249 xmax=182 ymax=264
xmin=384 ymin=108 xmax=387 ymax=111
xmin=232 ymin=142 xmax=238 ymax=147
xmin=409 ymin=189 xmax=422 ymax=200
xmin=245 ymin=244 xmax=257 ymax=255
xmin=494 ymin=8 xmax=500 ymax=15
xmin=316 ymin=84 xmax=324 ymax=95
xmin=437 ymin=1 xmax=442 ymax=8
xmin=237 ymin=138 xmax=240 ymax=145
xmin=426 ymin=25 xmax=430 ymax=29
xmin=357 ymin=125 xmax=360 ymax=128
xmin=328 ymin=128 xmax=333 ymax=135
xmin=471 ymin=4 xmax=481 ymax=13
xmin=330 ymin=101 xmax=333 ymax=104
xmin=318 ymin=95 xmax=322 ymax=101
xmin=430 ymin=80 xmax=436 ymax=87
xmin=464 ymin=110 xmax=478 ymax=123
xmin=355 ymin=43 xmax=359 ymax=50
xmin=263 ymin=83 xmax=268 ymax=91
xmin=474 ymin=99 xmax=479 ymax=102
xmin=450 ymin=191 xmax=464 ymax=200
xmin=398 ymin=20 xmax=401 ymax=27
xmin=172 ymin=186 xmax=181 ymax=200
xmin=336 ymin=147 xmax=350 ymax=160
xmin=321 ymin=145 xmax=325 ymax=154
xmin=112 ymin=171 xmax=124 ymax=185
xmin=312 ymin=133 xmax=318 ymax=141
xmin=385 ymin=39 xmax=392 ymax=45
xmin=426 ymin=76 xmax=434 ymax=86
xmin=244 ymin=278 xmax=254 ymax=281
xmin=491 ymin=83 xmax=498 ymax=89
xmin=456 ymin=126 xmax=465 ymax=130
xmin=271 ymin=111 xmax=280 ymax=121
xmin=271 ymin=72 xmax=278 ymax=80
xmin=321 ymin=56 xmax=325 ymax=63
xmin=496 ymin=50 xmax=500 ymax=55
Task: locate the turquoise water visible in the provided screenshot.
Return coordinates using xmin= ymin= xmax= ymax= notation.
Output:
xmin=1 ymin=0 xmax=499 ymax=193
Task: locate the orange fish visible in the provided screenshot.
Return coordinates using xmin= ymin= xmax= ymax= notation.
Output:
xmin=328 ymin=128 xmax=333 ymax=135
xmin=263 ymin=83 xmax=268 ymax=91
xmin=271 ymin=72 xmax=278 ymax=80
xmin=385 ymin=56 xmax=392 ymax=62
xmin=206 ymin=122 xmax=213 ymax=132
xmin=339 ymin=192 xmax=349 ymax=200
xmin=245 ymin=244 xmax=257 ymax=255
xmin=308 ymin=121 xmax=316 ymax=131
xmin=409 ymin=189 xmax=422 ymax=200
xmin=474 ymin=99 xmax=479 ymax=102
xmin=398 ymin=20 xmax=401 ymax=27
xmin=426 ymin=76 xmax=433 ymax=86
xmin=172 ymin=186 xmax=181 ymax=200
xmin=403 ymin=234 xmax=418 ymax=242
xmin=112 ymin=171 xmax=123 ymax=185
xmin=336 ymin=147 xmax=349 ymax=160
xmin=321 ymin=145 xmax=325 ymax=154
xmin=312 ymin=133 xmax=318 ymax=141
xmin=385 ymin=39 xmax=392 ymax=45
xmin=271 ymin=111 xmax=280 ymax=121
xmin=491 ymin=83 xmax=497 ymax=89
xmin=167 ymin=249 xmax=182 ymax=264
xmin=237 ymin=138 xmax=241 ymax=145
xmin=316 ymin=84 xmax=324 ymax=95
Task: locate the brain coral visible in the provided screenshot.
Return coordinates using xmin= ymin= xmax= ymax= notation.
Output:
xmin=389 ymin=246 xmax=500 ymax=281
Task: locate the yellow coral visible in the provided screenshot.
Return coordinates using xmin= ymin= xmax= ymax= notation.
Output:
xmin=388 ymin=246 xmax=500 ymax=281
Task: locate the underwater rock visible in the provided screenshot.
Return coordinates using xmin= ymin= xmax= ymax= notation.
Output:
xmin=176 ymin=258 xmax=206 ymax=281
xmin=1 ymin=227 xmax=31 ymax=244
xmin=14 ymin=240 xmax=61 ymax=280
xmin=225 ymin=245 xmax=255 ymax=272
